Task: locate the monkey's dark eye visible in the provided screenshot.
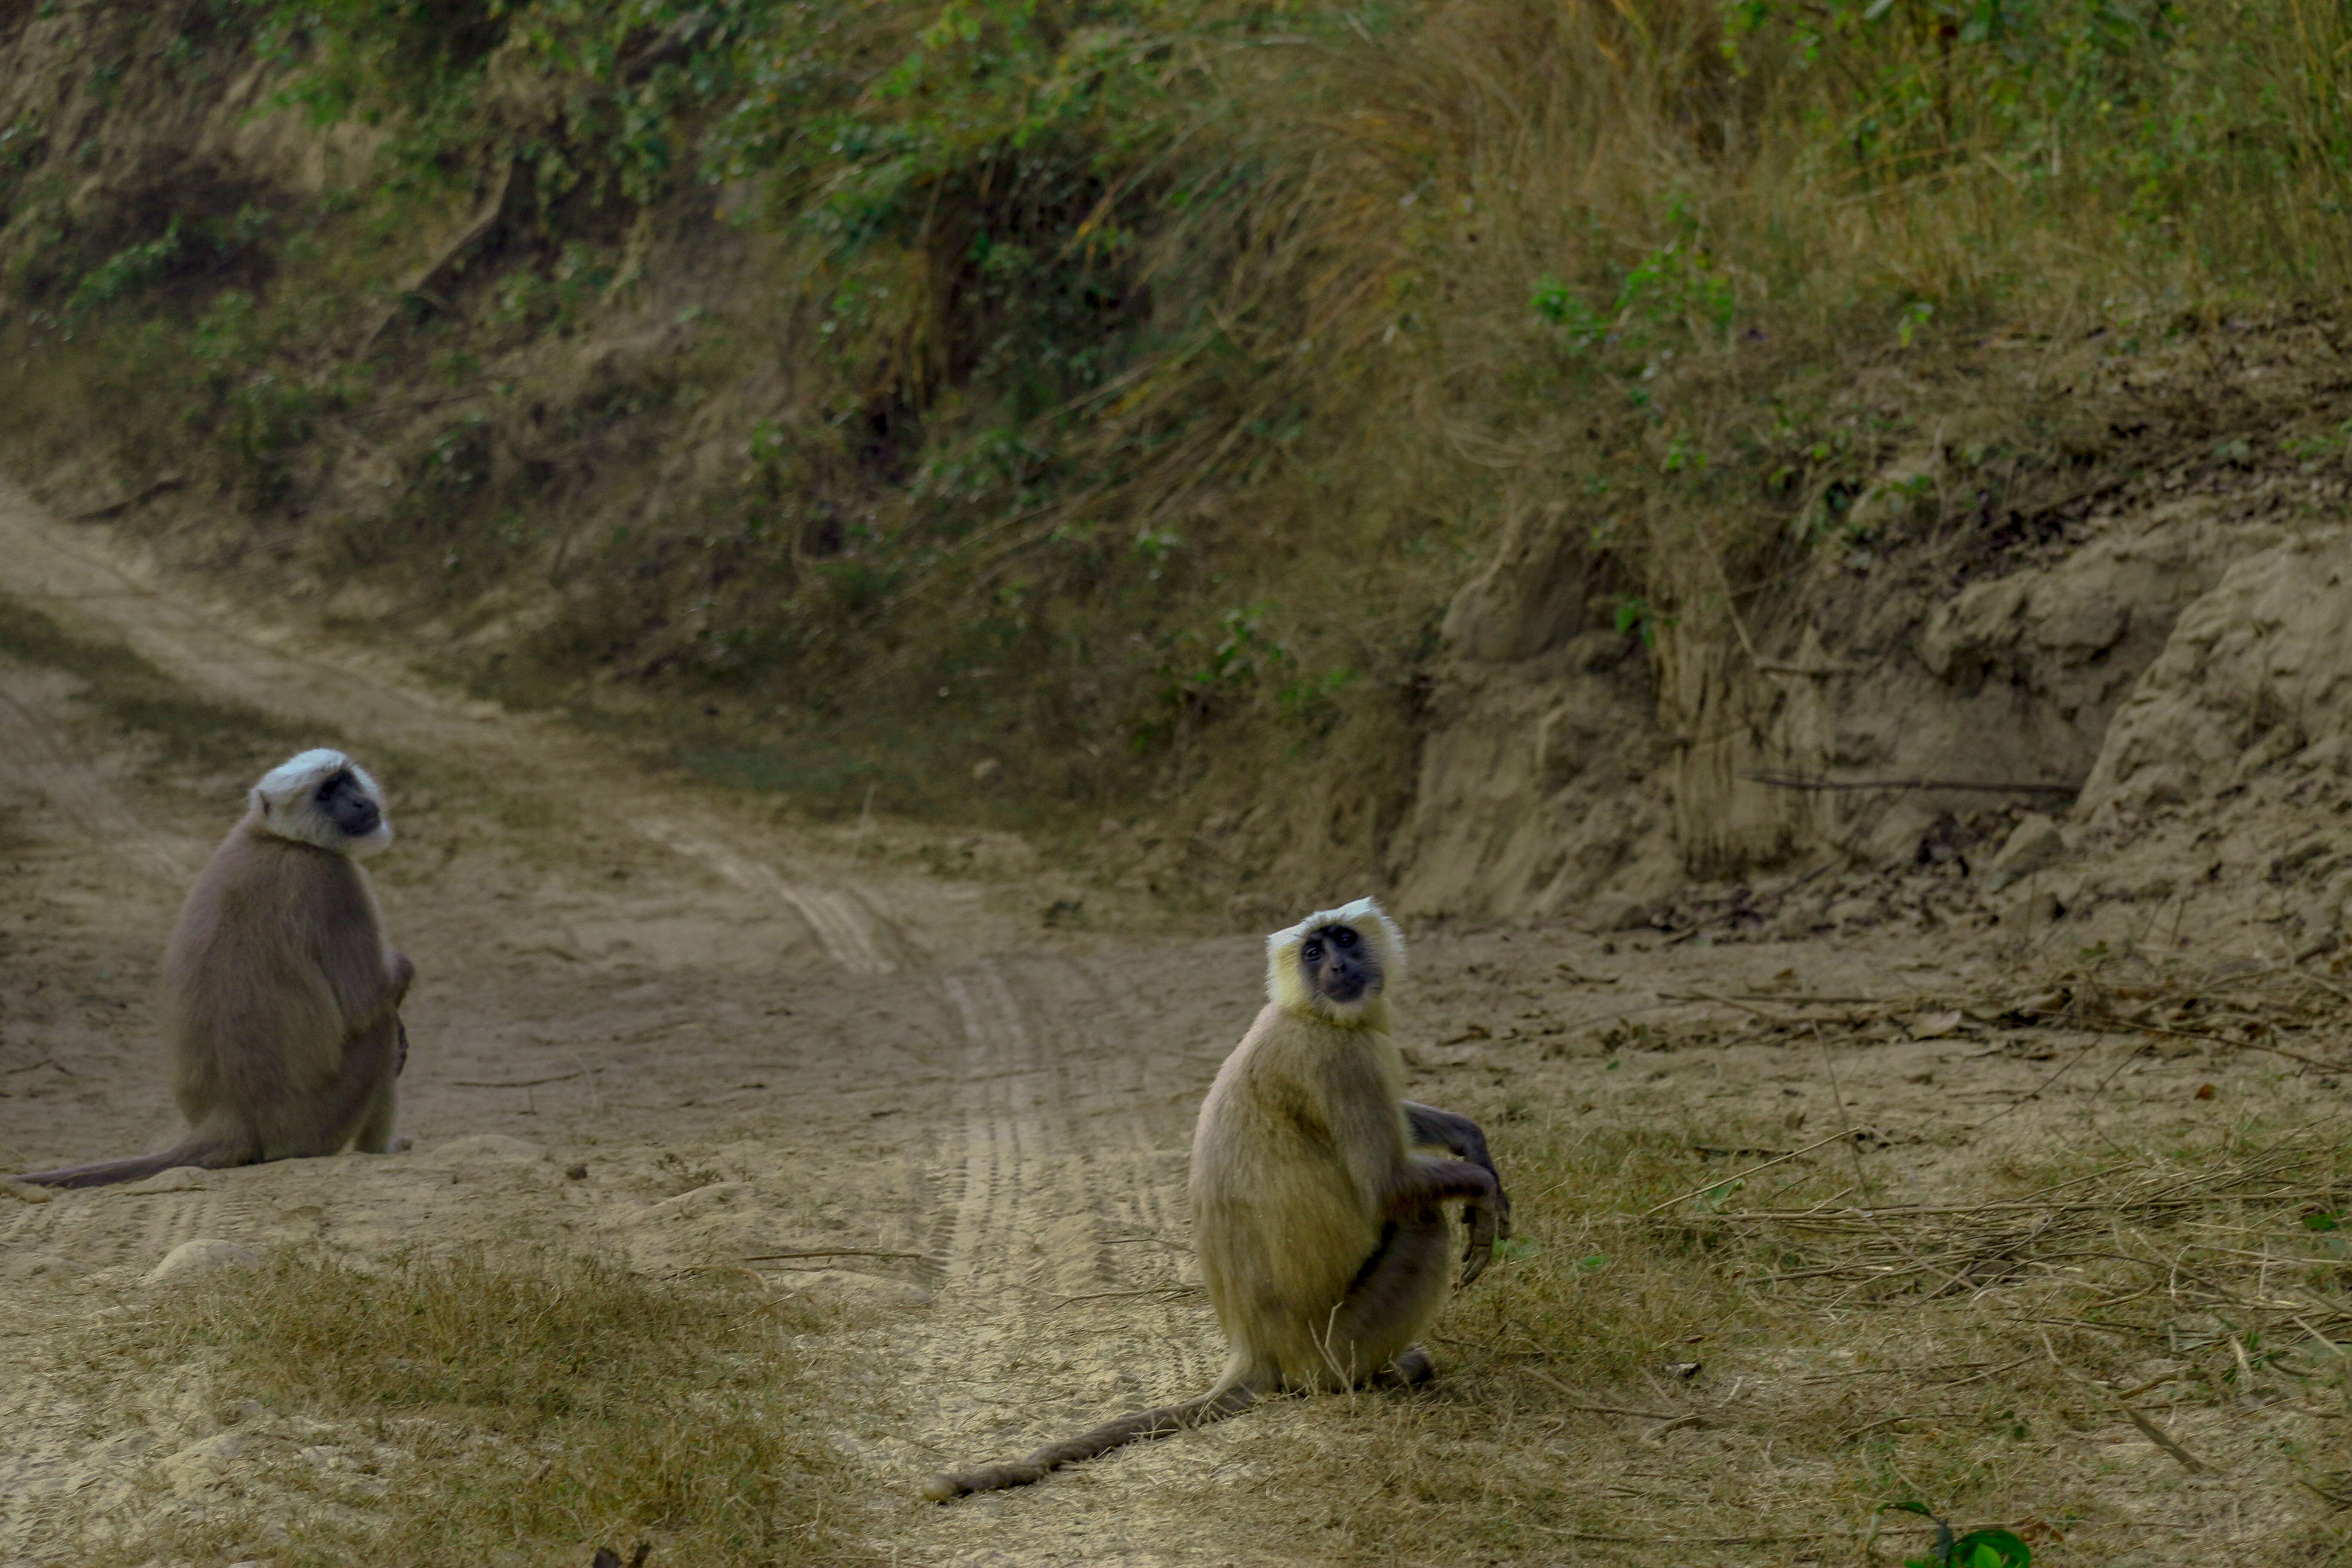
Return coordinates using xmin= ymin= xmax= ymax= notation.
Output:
xmin=1333 ymin=928 xmax=1357 ymax=949
xmin=1302 ymin=941 xmax=1323 ymax=963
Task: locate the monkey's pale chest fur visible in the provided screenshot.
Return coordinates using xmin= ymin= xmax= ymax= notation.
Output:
xmin=921 ymin=895 xmax=1504 ymax=1499
xmin=1190 ymin=1001 xmax=1421 ymax=1385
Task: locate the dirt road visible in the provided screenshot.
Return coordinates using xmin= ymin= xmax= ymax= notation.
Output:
xmin=0 ymin=476 xmax=1318 ymax=1564
xmin=1 ymin=481 xmax=2330 ymax=1565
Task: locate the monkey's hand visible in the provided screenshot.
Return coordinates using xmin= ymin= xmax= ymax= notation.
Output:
xmin=1458 ymin=1197 xmax=1500 ymax=1287
xmin=1387 ymin=1155 xmax=1501 ymax=1286
xmin=1457 ymin=1164 xmax=1513 ymax=1288
xmin=349 ymin=950 xmax=416 ymax=1038
xmin=1403 ymin=1102 xmax=1512 ymax=1286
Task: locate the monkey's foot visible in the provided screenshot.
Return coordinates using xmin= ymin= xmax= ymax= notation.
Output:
xmin=1372 ymin=1345 xmax=1436 ymax=1389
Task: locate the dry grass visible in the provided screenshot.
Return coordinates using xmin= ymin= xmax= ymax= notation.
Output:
xmin=1220 ymin=960 xmax=2352 ymax=1563
xmin=76 ymin=1248 xmax=888 ymax=1568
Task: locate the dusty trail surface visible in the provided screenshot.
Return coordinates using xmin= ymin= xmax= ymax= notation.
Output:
xmin=0 ymin=481 xmax=2329 ymax=1566
xmin=0 ymin=480 xmax=1279 ymax=1565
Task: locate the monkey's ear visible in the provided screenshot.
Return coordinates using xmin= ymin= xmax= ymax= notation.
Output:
xmin=1263 ymin=919 xmax=1315 ymax=1011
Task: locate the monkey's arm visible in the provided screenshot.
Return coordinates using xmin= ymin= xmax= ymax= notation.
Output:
xmin=1309 ymin=1050 xmax=1499 ymax=1237
xmin=351 ymin=1020 xmax=402 ymax=1154
xmin=1385 ymin=1155 xmax=1495 ymax=1213
xmin=1403 ymin=1100 xmax=1513 ymax=1285
xmin=343 ymin=948 xmax=414 ymax=1039
xmin=314 ymin=1011 xmax=404 ymax=1157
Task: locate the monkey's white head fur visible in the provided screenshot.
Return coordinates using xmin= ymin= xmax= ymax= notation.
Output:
xmin=251 ymin=749 xmax=393 ymax=856
xmin=1266 ymin=896 xmax=1405 ymax=1024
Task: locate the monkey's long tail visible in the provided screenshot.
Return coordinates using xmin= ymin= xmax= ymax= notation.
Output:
xmin=12 ymin=1136 xmax=249 ymax=1191
xmin=922 ymin=1383 xmax=1258 ymax=1501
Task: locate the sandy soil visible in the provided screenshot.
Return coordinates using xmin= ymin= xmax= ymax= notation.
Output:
xmin=0 ymin=479 xmax=2323 ymax=1565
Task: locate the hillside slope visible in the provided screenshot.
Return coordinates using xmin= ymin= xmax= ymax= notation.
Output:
xmin=9 ymin=1 xmax=2352 ymax=926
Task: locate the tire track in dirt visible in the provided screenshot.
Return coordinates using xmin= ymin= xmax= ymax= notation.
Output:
xmin=1052 ymin=959 xmax=1222 ymax=1403
xmin=920 ymin=959 xmax=1099 ymax=1467
xmin=0 ymin=677 xmax=201 ymax=887
xmin=0 ymin=480 xmax=500 ymax=756
xmin=634 ymin=819 xmax=899 ymax=975
xmin=0 ymin=480 xmax=1274 ymax=1565
xmin=0 ymin=485 xmax=926 ymax=988
xmin=931 ymin=962 xmax=1107 ymax=1310
xmin=0 ymin=1180 xmax=262 ymax=1274
xmin=900 ymin=952 xmax=1238 ymax=1563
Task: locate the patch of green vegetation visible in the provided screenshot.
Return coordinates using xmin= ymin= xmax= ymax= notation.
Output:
xmin=68 ymin=204 xmax=273 ymax=315
xmin=681 ymin=744 xmax=880 ymax=803
xmin=11 ymin=0 xmax=2352 ymax=873
xmin=1884 ymin=1501 xmax=2033 ymax=1568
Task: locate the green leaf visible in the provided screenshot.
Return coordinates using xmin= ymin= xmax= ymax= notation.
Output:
xmin=1952 ymin=1528 xmax=2032 ymax=1568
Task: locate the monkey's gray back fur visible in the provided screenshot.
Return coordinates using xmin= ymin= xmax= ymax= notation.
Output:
xmin=163 ymin=826 xmax=404 ymax=1157
xmin=12 ymin=752 xmax=411 ymax=1189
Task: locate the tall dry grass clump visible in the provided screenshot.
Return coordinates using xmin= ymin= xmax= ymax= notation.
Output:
xmin=1223 ymin=0 xmax=2352 ymax=631
xmin=1222 ymin=1062 xmax=2352 ymax=1562
xmin=75 ymin=1248 xmax=885 ymax=1567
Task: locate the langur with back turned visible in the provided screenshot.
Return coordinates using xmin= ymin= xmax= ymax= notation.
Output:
xmin=12 ymin=750 xmax=415 ymax=1189
xmin=925 ymin=896 xmax=1510 ymax=1499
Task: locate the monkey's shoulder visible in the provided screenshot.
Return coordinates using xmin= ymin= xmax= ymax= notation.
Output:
xmin=1211 ymin=1020 xmax=1400 ymax=1139
xmin=176 ymin=833 xmax=383 ymax=972
xmin=214 ymin=831 xmax=372 ymax=898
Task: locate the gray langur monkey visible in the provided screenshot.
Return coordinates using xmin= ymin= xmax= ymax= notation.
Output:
xmin=12 ymin=750 xmax=414 ymax=1189
xmin=925 ymin=896 xmax=1509 ymax=1500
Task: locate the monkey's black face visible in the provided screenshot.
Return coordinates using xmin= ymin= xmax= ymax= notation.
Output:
xmin=316 ymin=770 xmax=382 ymax=841
xmin=1298 ymin=923 xmax=1382 ymax=1007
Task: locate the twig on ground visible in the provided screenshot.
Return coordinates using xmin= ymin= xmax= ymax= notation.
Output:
xmin=2040 ymin=1332 xmax=2215 ymax=1475
xmin=1530 ymin=1524 xmax=1844 ymax=1544
xmin=1521 ymin=1366 xmax=1681 ymax=1422
xmin=1044 ymin=1285 xmax=1204 ymax=1308
xmin=1967 ymin=1032 xmax=2117 ymax=1131
xmin=452 ymin=1070 xmax=592 ymax=1087
xmin=1645 ymin=1127 xmax=1866 ymax=1215
xmin=2073 ymin=1011 xmax=2352 ymax=1074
